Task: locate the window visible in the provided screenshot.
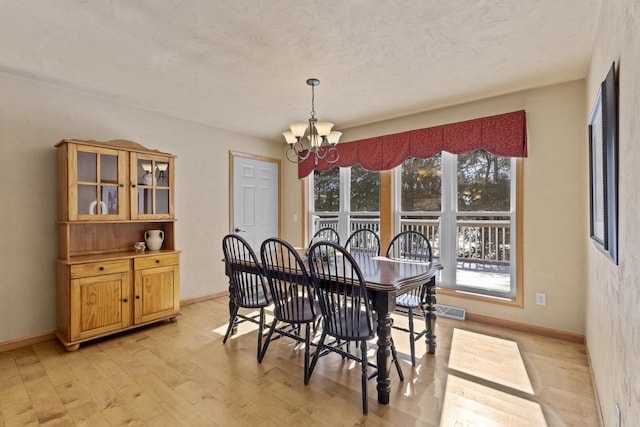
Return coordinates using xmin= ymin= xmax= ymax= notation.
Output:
xmin=309 ymin=165 xmax=380 ymax=239
xmin=397 ymin=150 xmax=518 ymax=299
xmin=308 ymin=149 xmax=520 ymax=301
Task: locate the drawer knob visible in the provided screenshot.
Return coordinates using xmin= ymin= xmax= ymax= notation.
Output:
xmin=99 ymin=266 xmax=105 ymax=271
xmin=136 ymin=295 xmax=141 ymax=299
xmin=156 ymin=259 xmax=160 ymax=264
xmin=123 ymin=298 xmax=128 ymax=303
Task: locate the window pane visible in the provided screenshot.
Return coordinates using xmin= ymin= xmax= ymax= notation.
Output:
xmin=456 ymin=215 xmax=511 ymax=294
xmin=138 ymin=159 xmax=154 ymax=186
xmin=457 ymin=150 xmax=510 ymax=212
xmin=400 ymin=215 xmax=440 ymax=259
xmin=100 ymin=154 xmax=118 ymax=184
xmin=78 ymin=184 xmax=96 ymax=215
xmin=156 ymin=162 xmax=170 ymax=187
xmin=401 ymin=155 xmax=442 ymax=211
xmin=313 ymin=167 xmax=339 ymax=212
xmin=350 ymin=165 xmax=379 ymax=212
xmin=77 ymin=151 xmax=97 ymax=182
xmin=100 ymin=186 xmax=118 ymax=215
xmin=156 ymin=189 xmax=170 ymax=214
xmin=138 ymin=188 xmax=153 ymax=214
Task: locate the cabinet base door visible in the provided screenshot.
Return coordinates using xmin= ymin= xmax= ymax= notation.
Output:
xmin=70 ymin=272 xmax=131 ymax=341
xmin=135 ymin=265 xmax=179 ymax=324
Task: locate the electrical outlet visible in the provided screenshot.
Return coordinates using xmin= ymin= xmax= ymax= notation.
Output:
xmin=536 ymin=292 xmax=546 ymax=306
xmin=615 ymin=403 xmax=621 ymax=427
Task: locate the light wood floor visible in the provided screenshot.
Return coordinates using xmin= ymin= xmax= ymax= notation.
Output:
xmin=0 ymin=297 xmax=599 ymax=426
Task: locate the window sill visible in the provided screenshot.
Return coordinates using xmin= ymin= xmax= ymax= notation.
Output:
xmin=436 ymin=287 xmax=523 ymax=308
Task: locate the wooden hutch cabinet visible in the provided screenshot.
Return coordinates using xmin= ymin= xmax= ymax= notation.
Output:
xmin=55 ymin=139 xmax=180 ymax=351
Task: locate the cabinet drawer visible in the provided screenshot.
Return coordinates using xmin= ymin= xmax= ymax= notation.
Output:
xmin=134 ymin=253 xmax=179 ymax=270
xmin=70 ymin=260 xmax=130 ymax=279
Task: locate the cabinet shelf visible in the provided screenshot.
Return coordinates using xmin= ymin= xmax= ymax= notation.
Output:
xmin=58 ymin=221 xmax=175 ymax=261
xmin=57 ymin=219 xmax=177 ymax=224
xmin=59 ymin=249 xmax=181 ymax=265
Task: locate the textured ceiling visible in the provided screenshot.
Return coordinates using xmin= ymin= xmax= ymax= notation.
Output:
xmin=0 ymin=0 xmax=601 ymax=141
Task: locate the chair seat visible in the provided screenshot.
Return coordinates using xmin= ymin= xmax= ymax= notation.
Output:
xmin=235 ymin=287 xmax=270 ymax=308
xmin=274 ymin=298 xmax=320 ymax=324
xmin=395 ymin=293 xmax=422 ymax=309
xmin=324 ymin=309 xmax=375 ymax=341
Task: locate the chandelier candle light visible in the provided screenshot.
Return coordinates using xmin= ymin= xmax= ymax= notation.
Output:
xmin=283 ymin=78 xmax=341 ymax=165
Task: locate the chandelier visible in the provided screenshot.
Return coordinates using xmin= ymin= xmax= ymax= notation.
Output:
xmin=283 ymin=78 xmax=341 ymax=164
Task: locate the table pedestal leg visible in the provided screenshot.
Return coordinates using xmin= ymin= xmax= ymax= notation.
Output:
xmin=425 ymin=277 xmax=437 ymax=354
xmin=374 ymin=293 xmax=394 ymax=404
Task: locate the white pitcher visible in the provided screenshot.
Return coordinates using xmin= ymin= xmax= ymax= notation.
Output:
xmin=144 ymin=229 xmax=165 ymax=251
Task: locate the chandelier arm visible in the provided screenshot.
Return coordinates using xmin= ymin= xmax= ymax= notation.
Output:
xmin=315 ymin=148 xmax=327 ymax=160
xmin=294 ymin=139 xmax=311 ymax=161
xmin=287 ymin=144 xmax=312 ymax=163
xmin=286 ymin=146 xmax=303 ymax=163
xmin=325 ymin=146 xmax=340 ymax=164
xmin=314 ymin=137 xmax=333 ymax=160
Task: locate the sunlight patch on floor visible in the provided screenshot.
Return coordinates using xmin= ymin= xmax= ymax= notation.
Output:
xmin=440 ymin=375 xmax=546 ymax=427
xmin=448 ymin=328 xmax=533 ymax=394
xmin=211 ymin=310 xmax=265 ymax=337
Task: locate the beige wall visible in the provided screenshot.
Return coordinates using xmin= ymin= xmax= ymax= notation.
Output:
xmin=0 ymin=71 xmax=281 ymax=344
xmin=282 ymin=157 xmax=305 ymax=246
xmin=586 ymin=2 xmax=640 ymax=426
xmin=284 ymin=80 xmax=588 ymax=334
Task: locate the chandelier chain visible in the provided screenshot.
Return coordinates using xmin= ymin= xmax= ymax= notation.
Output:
xmin=310 ymin=84 xmax=316 ymax=118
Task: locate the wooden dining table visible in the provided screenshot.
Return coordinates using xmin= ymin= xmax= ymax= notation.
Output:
xmin=223 ymin=252 xmax=442 ymax=405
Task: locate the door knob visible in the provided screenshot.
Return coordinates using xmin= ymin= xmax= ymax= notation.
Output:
xmin=234 ymin=228 xmax=245 ymax=233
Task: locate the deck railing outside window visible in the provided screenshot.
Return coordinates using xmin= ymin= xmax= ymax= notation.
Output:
xmin=312 ymin=216 xmax=510 ymax=266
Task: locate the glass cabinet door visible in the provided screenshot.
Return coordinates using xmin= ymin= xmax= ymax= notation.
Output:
xmin=74 ymin=146 xmax=126 ymax=220
xmin=131 ymin=153 xmax=174 ymax=219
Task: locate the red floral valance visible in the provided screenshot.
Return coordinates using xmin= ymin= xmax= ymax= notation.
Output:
xmin=298 ymin=110 xmax=527 ymax=178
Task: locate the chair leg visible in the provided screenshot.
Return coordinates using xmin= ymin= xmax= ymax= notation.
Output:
xmin=258 ymin=318 xmax=277 ymax=362
xmin=223 ymin=306 xmax=239 ymax=344
xmin=408 ymin=308 xmax=416 ymax=366
xmin=360 ymin=340 xmax=369 ymax=415
xmin=257 ymin=308 xmax=266 ymax=359
xmin=390 ymin=338 xmax=404 ymax=381
xmin=308 ymin=330 xmax=327 ymax=378
xmin=303 ymin=323 xmax=311 ymax=385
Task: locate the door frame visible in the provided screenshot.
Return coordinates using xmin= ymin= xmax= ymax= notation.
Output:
xmin=229 ymin=151 xmax=283 ymax=239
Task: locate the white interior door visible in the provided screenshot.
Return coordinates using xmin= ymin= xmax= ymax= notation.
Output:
xmin=231 ymin=154 xmax=280 ymax=250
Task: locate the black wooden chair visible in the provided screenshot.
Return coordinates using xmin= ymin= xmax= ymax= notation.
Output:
xmin=344 ymin=229 xmax=381 ymax=257
xmin=259 ymin=238 xmax=320 ymax=384
xmin=309 ymin=227 xmax=340 ymax=247
xmin=221 ymin=234 xmax=271 ymax=360
xmin=307 ymin=241 xmax=404 ymax=415
xmin=385 ymin=230 xmax=434 ymax=366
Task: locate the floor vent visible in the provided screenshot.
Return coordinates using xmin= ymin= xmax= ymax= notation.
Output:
xmin=435 ymin=304 xmax=466 ymax=321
